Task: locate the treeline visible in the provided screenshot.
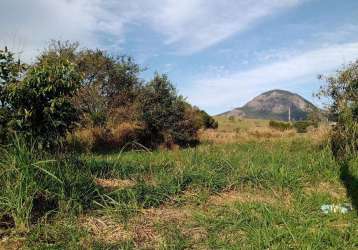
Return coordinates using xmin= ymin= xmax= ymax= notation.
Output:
xmin=0 ymin=41 xmax=217 ymax=151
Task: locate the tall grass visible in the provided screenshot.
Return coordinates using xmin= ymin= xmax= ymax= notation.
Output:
xmin=0 ymin=136 xmax=100 ymax=232
xmin=0 ymin=136 xmax=54 ymax=232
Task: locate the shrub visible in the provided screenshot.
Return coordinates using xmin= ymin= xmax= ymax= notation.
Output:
xmin=293 ymin=121 xmax=313 ymax=133
xmin=2 ymin=55 xmax=81 ymax=148
xmin=228 ymin=116 xmax=235 ymax=122
xmin=138 ymin=73 xmax=200 ymax=148
xmin=319 ymin=61 xmax=358 ymax=159
xmin=199 ymin=110 xmax=218 ymax=129
xmin=269 ymin=120 xmax=292 ymax=131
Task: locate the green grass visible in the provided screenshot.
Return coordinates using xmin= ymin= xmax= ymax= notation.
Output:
xmin=1 ymin=133 xmax=357 ymax=249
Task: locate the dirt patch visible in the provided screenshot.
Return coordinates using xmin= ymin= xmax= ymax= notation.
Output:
xmin=95 ymin=178 xmax=135 ymax=191
xmin=207 ymin=187 xmax=292 ymax=207
xmin=303 ymin=182 xmax=346 ymax=199
xmin=79 ymin=215 xmax=131 ymax=244
xmin=78 ymin=207 xmax=193 ymax=248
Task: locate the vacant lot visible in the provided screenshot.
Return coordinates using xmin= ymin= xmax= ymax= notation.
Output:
xmin=1 ymin=118 xmax=357 ymax=249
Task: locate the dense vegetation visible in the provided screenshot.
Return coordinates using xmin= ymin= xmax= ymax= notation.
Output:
xmin=0 ymin=42 xmax=217 ymax=151
xmin=319 ymin=61 xmax=358 ymax=160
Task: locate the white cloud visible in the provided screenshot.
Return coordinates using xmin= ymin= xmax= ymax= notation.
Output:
xmin=185 ymin=42 xmax=358 ymax=113
xmin=143 ymin=0 xmax=302 ymax=54
xmin=0 ymin=0 xmax=104 ymax=60
xmin=0 ymin=0 xmax=302 ymax=60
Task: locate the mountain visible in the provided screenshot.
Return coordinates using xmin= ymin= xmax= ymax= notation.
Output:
xmin=220 ymin=89 xmax=318 ymax=121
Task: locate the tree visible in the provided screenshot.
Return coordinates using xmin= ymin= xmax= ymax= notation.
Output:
xmin=37 ymin=41 xmax=144 ymax=127
xmin=0 ymin=47 xmax=25 ymax=142
xmin=5 ymin=57 xmax=81 ymax=147
xmin=319 ymin=61 xmax=358 ymax=159
xmin=138 ymin=73 xmax=199 ymax=147
xmin=74 ymin=49 xmax=114 ymax=126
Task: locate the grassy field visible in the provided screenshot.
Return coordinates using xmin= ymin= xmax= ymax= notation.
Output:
xmin=1 ymin=118 xmax=357 ymax=249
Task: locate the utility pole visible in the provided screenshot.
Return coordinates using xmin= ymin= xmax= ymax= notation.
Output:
xmin=288 ymin=106 xmax=291 ymax=122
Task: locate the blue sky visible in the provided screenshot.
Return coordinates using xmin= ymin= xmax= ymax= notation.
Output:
xmin=1 ymin=0 xmax=358 ymax=114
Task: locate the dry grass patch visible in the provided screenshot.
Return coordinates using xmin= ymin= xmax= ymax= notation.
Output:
xmin=199 ymin=128 xmax=297 ymax=144
xmin=131 ymin=206 xmax=195 ymax=248
xmin=184 ymin=226 xmax=208 ymax=242
xmin=207 ymin=187 xmax=292 ymax=208
xmin=0 ymin=237 xmax=24 ymax=250
xmin=303 ymin=181 xmax=346 ymax=199
xmin=306 ymin=125 xmax=331 ymax=145
xmin=79 ymin=215 xmax=132 ymax=244
xmin=78 ymin=206 xmax=195 ymax=248
xmin=131 ymin=220 xmax=162 ymax=249
xmin=142 ymin=207 xmax=192 ymax=223
xmin=248 ymin=127 xmax=296 ymax=139
xmin=95 ymin=178 xmax=136 ymax=191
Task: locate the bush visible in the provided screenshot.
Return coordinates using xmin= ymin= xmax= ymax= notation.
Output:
xmin=269 ymin=120 xmax=292 ymax=131
xmin=138 ymin=74 xmax=200 ymax=148
xmin=2 ymin=54 xmax=81 ymax=148
xmin=319 ymin=61 xmax=358 ymax=159
xmin=199 ymin=110 xmax=218 ymax=129
xmin=293 ymin=121 xmax=315 ymax=133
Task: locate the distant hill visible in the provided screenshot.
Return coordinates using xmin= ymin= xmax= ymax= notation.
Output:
xmin=220 ymin=89 xmax=318 ymax=121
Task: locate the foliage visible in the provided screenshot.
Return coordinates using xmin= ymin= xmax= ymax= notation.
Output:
xmin=199 ymin=110 xmax=218 ymax=129
xmin=319 ymin=61 xmax=358 ymax=159
xmin=38 ymin=41 xmax=144 ymax=127
xmin=0 ymin=47 xmax=25 ymax=142
xmin=76 ymin=51 xmax=144 ymax=126
xmin=0 ymin=136 xmax=99 ymax=232
xmin=138 ymin=73 xmax=199 ymax=147
xmin=269 ymin=120 xmax=292 ymax=131
xmin=0 ymin=43 xmax=217 ymax=151
xmin=293 ymin=120 xmax=316 ymax=133
xmin=4 ymin=58 xmax=81 ymax=148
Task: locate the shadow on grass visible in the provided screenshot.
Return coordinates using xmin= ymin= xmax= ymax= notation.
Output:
xmin=340 ymin=162 xmax=358 ymax=214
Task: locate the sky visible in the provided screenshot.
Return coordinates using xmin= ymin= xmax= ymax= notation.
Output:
xmin=1 ymin=0 xmax=358 ymax=114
